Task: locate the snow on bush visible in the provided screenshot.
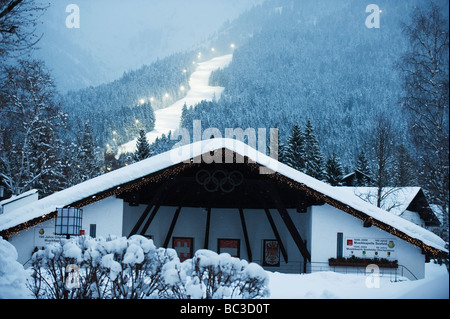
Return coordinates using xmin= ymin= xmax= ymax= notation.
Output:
xmin=28 ymin=236 xmax=270 ymax=299
xmin=162 ymin=250 xmax=270 ymax=299
xmin=29 ymin=235 xmax=177 ymax=299
xmin=0 ymin=237 xmax=30 ymax=299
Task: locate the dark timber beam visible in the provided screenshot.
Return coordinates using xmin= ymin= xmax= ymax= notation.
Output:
xmin=163 ymin=206 xmax=183 ymax=248
xmin=128 ymin=180 xmax=174 ymax=237
xmin=128 ymin=204 xmax=153 ymax=237
xmin=276 ymin=203 xmax=311 ymax=262
xmin=266 ymin=183 xmax=311 ymax=263
xmin=239 ymin=208 xmax=252 ymax=262
xmin=140 ymin=205 xmax=161 ymax=236
xmin=263 ymin=207 xmax=289 ymax=264
xmin=254 ymin=187 xmax=289 ymax=263
xmin=204 ymin=208 xmax=211 ymax=249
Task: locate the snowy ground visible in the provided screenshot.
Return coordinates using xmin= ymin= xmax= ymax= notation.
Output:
xmin=118 ymin=54 xmax=233 ymax=154
xmin=1 ymin=235 xmax=448 ymax=299
xmin=267 ymin=262 xmax=449 ymax=299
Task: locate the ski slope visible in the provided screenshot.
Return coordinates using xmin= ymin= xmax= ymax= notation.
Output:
xmin=118 ymin=54 xmax=233 ymax=154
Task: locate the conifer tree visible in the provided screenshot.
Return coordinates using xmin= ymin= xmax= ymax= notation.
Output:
xmin=303 ymin=120 xmax=325 ymax=180
xmin=31 ymin=121 xmax=67 ymax=196
xmin=285 ymin=124 xmax=305 ymax=171
xmin=180 ymin=103 xmax=189 ymax=128
xmin=133 ymin=129 xmax=152 ymax=162
xmin=325 ymin=152 xmax=344 ymax=186
xmin=68 ymin=121 xmax=103 ymax=186
xmin=268 ymin=124 xmax=286 ymax=163
xmin=355 ymin=150 xmax=372 ymax=186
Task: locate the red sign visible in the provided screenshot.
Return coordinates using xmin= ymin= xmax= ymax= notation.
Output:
xmin=218 ymin=239 xmax=240 ymax=258
xmin=347 ymin=239 xmax=353 ymax=246
xmin=173 ymin=238 xmax=193 ymax=262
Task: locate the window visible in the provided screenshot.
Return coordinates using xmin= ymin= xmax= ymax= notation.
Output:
xmin=337 ymin=233 xmax=344 ymax=258
xmin=217 ymin=239 xmax=240 ymax=258
xmin=90 ymin=224 xmax=97 ymax=238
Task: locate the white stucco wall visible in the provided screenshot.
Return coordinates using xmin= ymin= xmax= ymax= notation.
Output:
xmin=122 ymin=203 xmax=311 ymax=274
xmin=8 ymin=218 xmax=57 ymax=266
xmin=82 ymin=196 xmax=124 ymax=239
xmin=309 ymin=204 xmax=425 ymax=280
xmin=8 ymin=196 xmax=124 ymax=266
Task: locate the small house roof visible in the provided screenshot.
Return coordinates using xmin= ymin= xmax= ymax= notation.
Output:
xmin=0 ymin=189 xmax=38 ymax=207
xmin=339 ymin=187 xmax=440 ymax=227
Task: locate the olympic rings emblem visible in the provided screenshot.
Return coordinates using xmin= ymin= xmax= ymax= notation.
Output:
xmin=195 ymin=169 xmax=244 ymax=193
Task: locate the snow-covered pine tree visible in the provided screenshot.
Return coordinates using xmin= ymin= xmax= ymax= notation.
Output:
xmin=355 ymin=150 xmax=372 ymax=186
xmin=104 ymin=147 xmax=123 ymax=173
xmin=325 ymin=152 xmax=344 ymax=186
xmin=303 ymin=120 xmax=325 ymax=180
xmin=68 ymin=120 xmax=103 ymax=186
xmin=180 ymin=103 xmax=189 ymax=128
xmin=268 ymin=124 xmax=286 ymax=163
xmin=133 ymin=129 xmax=152 ymax=162
xmin=285 ymin=124 xmax=305 ymax=171
xmin=150 ymin=132 xmax=177 ymax=157
xmin=30 ymin=119 xmax=67 ymax=196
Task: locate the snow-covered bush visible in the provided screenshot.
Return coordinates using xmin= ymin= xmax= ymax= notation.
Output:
xmin=30 ymin=236 xmax=103 ymax=299
xmin=29 ymin=237 xmax=270 ymax=299
xmin=102 ymin=235 xmax=178 ymax=299
xmin=29 ymin=235 xmax=177 ymax=299
xmin=0 ymin=237 xmax=30 ymax=299
xmin=162 ymin=250 xmax=270 ymax=299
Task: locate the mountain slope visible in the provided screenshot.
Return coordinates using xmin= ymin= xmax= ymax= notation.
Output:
xmin=118 ymin=54 xmax=233 ymax=154
xmin=33 ymin=0 xmax=262 ymax=92
xmin=180 ymin=0 xmax=440 ymax=167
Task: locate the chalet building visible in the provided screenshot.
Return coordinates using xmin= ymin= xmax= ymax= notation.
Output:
xmin=339 ymin=187 xmax=441 ymax=229
xmin=0 ymin=139 xmax=447 ymax=281
xmin=0 ymin=189 xmax=39 ymax=216
xmin=0 ymin=179 xmax=9 ymax=201
xmin=340 ymin=170 xmax=373 ymax=187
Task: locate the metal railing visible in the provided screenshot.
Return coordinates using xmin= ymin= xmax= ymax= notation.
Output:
xmin=302 ymin=262 xmax=418 ymax=282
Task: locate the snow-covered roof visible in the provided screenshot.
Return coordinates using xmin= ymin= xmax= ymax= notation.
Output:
xmin=339 ymin=187 xmax=422 ymax=216
xmin=0 ymin=138 xmax=447 ymax=254
xmin=0 ymin=189 xmax=38 ymax=207
xmin=339 ymin=187 xmax=440 ymax=227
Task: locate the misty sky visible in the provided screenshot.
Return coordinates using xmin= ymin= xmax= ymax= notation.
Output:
xmin=33 ymin=0 xmax=262 ymax=90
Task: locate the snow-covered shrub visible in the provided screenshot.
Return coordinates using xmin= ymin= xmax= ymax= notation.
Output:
xmin=0 ymin=237 xmax=31 ymax=299
xmin=30 ymin=236 xmax=101 ymax=299
xmin=29 ymin=238 xmax=270 ymax=299
xmin=162 ymin=250 xmax=270 ymax=299
xmin=103 ymin=235 xmax=178 ymax=299
xmin=28 ymin=235 xmax=176 ymax=299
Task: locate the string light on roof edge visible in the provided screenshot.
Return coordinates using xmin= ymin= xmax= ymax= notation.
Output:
xmin=0 ymin=162 xmax=445 ymax=257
